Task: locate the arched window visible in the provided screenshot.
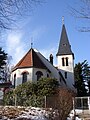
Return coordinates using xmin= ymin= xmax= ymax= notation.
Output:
xmin=22 ymin=71 xmax=29 ymax=83
xmin=47 ymin=74 xmax=49 ymax=78
xmin=36 ymin=71 xmax=43 ymax=81
xmin=14 ymin=74 xmax=16 ymax=88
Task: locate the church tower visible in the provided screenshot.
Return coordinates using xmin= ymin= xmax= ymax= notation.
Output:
xmin=56 ymin=19 xmax=74 ymax=89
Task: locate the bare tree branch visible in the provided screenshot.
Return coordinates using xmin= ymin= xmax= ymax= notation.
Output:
xmin=0 ymin=0 xmax=44 ymax=30
xmin=69 ymin=0 xmax=90 ymax=32
xmin=78 ymin=27 xmax=90 ymax=32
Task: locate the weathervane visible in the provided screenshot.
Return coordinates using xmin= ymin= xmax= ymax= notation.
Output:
xmin=62 ymin=16 xmax=64 ymax=25
xmin=31 ymin=37 xmax=33 ymax=48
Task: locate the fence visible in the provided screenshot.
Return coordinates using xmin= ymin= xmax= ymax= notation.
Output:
xmin=74 ymin=97 xmax=90 ymax=110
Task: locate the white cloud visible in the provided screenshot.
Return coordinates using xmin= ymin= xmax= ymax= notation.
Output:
xmin=5 ymin=25 xmax=46 ymax=66
xmin=6 ymin=31 xmax=26 ymax=65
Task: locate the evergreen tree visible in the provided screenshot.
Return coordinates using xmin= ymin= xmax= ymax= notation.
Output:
xmin=37 ymin=77 xmax=59 ymax=96
xmin=0 ymin=47 xmax=7 ymax=82
xmin=74 ymin=60 xmax=90 ymax=96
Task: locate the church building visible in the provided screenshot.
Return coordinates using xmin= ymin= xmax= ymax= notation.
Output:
xmin=11 ymin=22 xmax=75 ymax=90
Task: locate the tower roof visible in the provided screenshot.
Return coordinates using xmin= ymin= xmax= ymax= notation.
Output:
xmin=12 ymin=48 xmax=47 ymax=71
xmin=56 ymin=24 xmax=73 ymax=56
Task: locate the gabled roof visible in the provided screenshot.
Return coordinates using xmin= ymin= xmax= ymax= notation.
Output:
xmin=12 ymin=48 xmax=47 ymax=71
xmin=56 ymin=24 xmax=73 ymax=56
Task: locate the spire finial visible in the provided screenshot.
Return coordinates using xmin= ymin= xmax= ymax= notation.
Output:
xmin=31 ymin=37 xmax=33 ymax=48
xmin=62 ymin=16 xmax=64 ymax=25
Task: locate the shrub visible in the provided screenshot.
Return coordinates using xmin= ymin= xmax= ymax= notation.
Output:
xmin=4 ymin=78 xmax=59 ymax=107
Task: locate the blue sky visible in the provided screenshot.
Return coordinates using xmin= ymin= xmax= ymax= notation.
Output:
xmin=1 ymin=0 xmax=90 ymax=66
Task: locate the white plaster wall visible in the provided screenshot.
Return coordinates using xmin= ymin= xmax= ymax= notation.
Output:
xmin=11 ymin=69 xmax=22 ymax=87
xmin=11 ymin=67 xmax=50 ymax=87
xmin=57 ymin=55 xmax=74 ymax=89
xmin=57 ymin=55 xmax=74 ymax=72
xmin=33 ymin=68 xmax=49 ymax=82
xmin=11 ymin=68 xmax=33 ymax=87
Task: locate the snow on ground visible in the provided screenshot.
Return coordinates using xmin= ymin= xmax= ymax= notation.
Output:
xmin=67 ymin=116 xmax=82 ymax=120
xmin=16 ymin=107 xmax=49 ymax=120
xmin=0 ymin=106 xmax=59 ymax=120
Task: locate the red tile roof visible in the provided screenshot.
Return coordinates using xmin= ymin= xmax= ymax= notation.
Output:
xmin=12 ymin=48 xmax=47 ymax=71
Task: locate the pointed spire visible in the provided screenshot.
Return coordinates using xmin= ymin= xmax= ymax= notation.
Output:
xmin=56 ymin=21 xmax=73 ymax=56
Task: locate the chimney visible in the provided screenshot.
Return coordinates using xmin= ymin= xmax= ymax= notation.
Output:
xmin=49 ymin=54 xmax=53 ymax=65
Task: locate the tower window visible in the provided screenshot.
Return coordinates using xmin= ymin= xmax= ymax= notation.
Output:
xmin=36 ymin=71 xmax=43 ymax=81
xmin=66 ymin=57 xmax=68 ymax=66
xmin=62 ymin=58 xmax=65 ymax=66
xmin=65 ymin=72 xmax=67 ymax=79
xmin=62 ymin=57 xmax=69 ymax=66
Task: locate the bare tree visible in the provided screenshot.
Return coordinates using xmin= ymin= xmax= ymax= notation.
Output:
xmin=47 ymin=87 xmax=75 ymax=120
xmin=55 ymin=88 xmax=75 ymax=120
xmin=0 ymin=0 xmax=44 ymax=30
xmin=70 ymin=0 xmax=90 ymax=32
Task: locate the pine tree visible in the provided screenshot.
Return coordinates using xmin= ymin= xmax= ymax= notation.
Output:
xmin=74 ymin=60 xmax=90 ymax=96
xmin=0 ymin=47 xmax=7 ymax=82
